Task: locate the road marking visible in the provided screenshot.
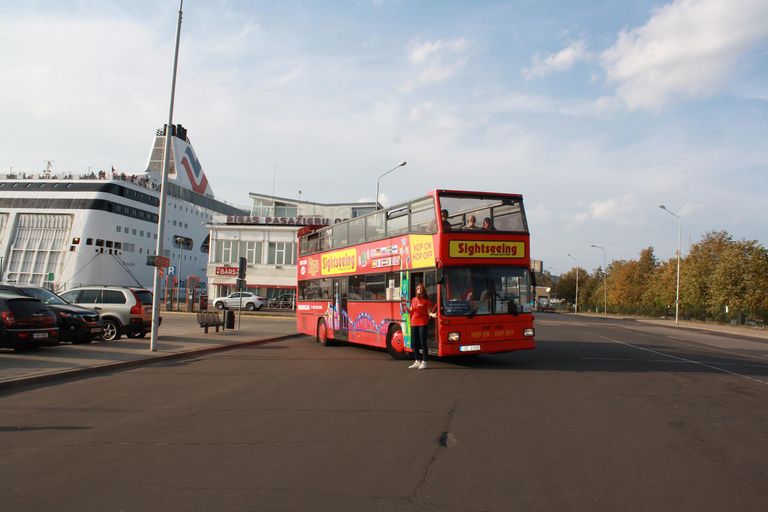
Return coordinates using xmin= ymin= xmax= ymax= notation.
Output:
xmin=589 ymin=333 xmax=768 ymax=385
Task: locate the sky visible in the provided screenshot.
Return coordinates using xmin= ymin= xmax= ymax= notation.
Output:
xmin=1 ymin=0 xmax=767 ymax=275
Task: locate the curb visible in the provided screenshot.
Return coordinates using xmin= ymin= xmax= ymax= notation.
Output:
xmin=0 ymin=334 xmax=296 ymax=392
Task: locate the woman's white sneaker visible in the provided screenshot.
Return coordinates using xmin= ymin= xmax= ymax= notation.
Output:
xmin=418 ymin=361 xmax=428 ymax=370
xmin=409 ymin=361 xmax=422 ymax=369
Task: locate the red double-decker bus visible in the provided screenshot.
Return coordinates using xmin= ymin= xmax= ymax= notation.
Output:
xmin=296 ymin=190 xmax=535 ymax=359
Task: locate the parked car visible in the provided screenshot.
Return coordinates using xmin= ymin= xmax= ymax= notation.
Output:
xmin=267 ymin=293 xmax=295 ymax=309
xmin=0 ymin=283 xmax=102 ymax=344
xmin=59 ymin=286 xmax=159 ymax=341
xmin=213 ymin=292 xmax=266 ymax=311
xmin=0 ymin=293 xmax=59 ymax=351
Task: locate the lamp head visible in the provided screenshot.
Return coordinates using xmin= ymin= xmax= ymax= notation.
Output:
xmin=659 ymin=204 xmax=666 ymax=210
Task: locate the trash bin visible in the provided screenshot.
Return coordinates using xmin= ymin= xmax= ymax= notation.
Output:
xmin=224 ymin=310 xmax=235 ymax=330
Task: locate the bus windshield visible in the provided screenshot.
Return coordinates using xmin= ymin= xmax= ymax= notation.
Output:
xmin=441 ymin=266 xmax=533 ymax=316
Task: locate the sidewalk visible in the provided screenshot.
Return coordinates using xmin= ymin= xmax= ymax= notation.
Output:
xmin=0 ymin=311 xmax=298 ymax=391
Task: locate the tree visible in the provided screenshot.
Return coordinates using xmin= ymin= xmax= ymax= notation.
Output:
xmin=680 ymin=231 xmax=732 ymax=321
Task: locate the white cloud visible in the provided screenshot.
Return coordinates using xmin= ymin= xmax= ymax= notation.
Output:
xmin=588 ymin=194 xmax=645 ymax=226
xmin=600 ymin=0 xmax=768 ymax=110
xmin=403 ymin=37 xmax=476 ymax=90
xmin=523 ymin=40 xmax=588 ymax=80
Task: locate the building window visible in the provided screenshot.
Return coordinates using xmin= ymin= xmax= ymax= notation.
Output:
xmin=267 ymin=242 xmax=296 ymax=265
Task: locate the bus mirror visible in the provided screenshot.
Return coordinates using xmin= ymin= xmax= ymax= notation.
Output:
xmin=435 ymin=268 xmax=444 ymax=284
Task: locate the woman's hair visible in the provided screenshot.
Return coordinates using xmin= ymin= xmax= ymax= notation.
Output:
xmin=415 ymin=284 xmax=428 ymax=299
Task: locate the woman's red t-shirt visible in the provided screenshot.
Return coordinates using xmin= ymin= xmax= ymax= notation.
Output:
xmin=408 ymin=297 xmax=432 ymax=326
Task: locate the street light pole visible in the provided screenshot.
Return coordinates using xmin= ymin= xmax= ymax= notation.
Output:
xmin=659 ymin=205 xmax=681 ymax=325
xmin=548 ymin=267 xmax=558 ymax=298
xmin=175 ymin=236 xmax=184 ymax=311
xmin=590 ymin=244 xmax=607 ymax=316
xmin=567 ymin=254 xmax=578 ymax=314
xmin=375 ymin=162 xmax=406 ymax=210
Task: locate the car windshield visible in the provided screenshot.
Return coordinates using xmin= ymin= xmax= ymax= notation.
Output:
xmin=23 ymin=287 xmax=69 ymax=305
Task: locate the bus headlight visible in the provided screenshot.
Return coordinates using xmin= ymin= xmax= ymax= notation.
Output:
xmin=523 ymin=328 xmax=535 ymax=337
xmin=448 ymin=332 xmax=461 ymax=342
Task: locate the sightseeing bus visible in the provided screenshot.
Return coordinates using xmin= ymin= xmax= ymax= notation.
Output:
xmin=296 ymin=190 xmax=535 ymax=359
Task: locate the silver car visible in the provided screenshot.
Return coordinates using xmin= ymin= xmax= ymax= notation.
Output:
xmin=59 ymin=286 xmax=159 ymax=341
xmin=213 ymin=292 xmax=265 ymax=311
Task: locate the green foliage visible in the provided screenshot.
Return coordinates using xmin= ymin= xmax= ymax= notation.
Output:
xmin=563 ymin=231 xmax=767 ymax=324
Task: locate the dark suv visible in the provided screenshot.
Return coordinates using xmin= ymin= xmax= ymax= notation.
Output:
xmin=59 ymin=286 xmax=159 ymax=341
xmin=0 ymin=293 xmax=59 ymax=351
xmin=0 ymin=283 xmax=102 ymax=344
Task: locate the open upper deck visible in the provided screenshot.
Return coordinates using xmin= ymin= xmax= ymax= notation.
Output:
xmin=298 ymin=190 xmax=528 ymax=256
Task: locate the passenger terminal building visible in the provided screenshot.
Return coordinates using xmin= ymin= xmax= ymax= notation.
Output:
xmin=205 ymin=192 xmax=376 ymax=301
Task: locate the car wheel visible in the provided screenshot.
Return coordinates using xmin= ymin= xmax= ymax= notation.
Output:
xmin=246 ymin=302 xmax=256 ymax=311
xmin=215 ymin=302 xmax=225 ymax=310
xmin=100 ymin=319 xmax=121 ymax=341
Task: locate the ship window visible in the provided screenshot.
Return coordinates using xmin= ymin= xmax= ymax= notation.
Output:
xmin=86 ymin=238 xmax=93 ymax=245
xmin=39 ymin=183 xmax=45 ymax=188
xmin=12 ymin=183 xmax=18 ymax=188
xmin=116 ymin=226 xmax=121 ymax=233
xmin=115 ymin=242 xmax=122 ymax=249
xmin=106 ymin=241 xmax=113 ymax=248
xmin=25 ymin=183 xmax=32 ymax=188
xmin=66 ymin=184 xmax=72 ymax=188
xmin=96 ymin=239 xmax=104 ymax=247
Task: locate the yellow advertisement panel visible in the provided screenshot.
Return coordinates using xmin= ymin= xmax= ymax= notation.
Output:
xmin=321 ymin=248 xmax=357 ymax=275
xmin=408 ymin=235 xmax=437 ymax=269
xmin=449 ymin=240 xmax=526 ymax=259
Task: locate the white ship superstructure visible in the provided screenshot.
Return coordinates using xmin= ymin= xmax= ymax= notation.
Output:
xmin=0 ymin=124 xmax=248 ymax=292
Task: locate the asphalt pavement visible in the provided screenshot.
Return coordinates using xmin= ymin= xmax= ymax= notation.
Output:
xmin=1 ymin=309 xmax=765 ymax=391
xmin=0 ymin=310 xmax=299 ymax=391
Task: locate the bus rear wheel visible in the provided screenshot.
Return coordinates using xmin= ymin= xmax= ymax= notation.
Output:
xmin=386 ymin=325 xmax=410 ymax=360
xmin=317 ymin=318 xmax=334 ymax=346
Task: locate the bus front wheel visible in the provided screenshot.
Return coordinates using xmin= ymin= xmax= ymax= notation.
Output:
xmin=317 ymin=318 xmax=334 ymax=346
xmin=386 ymin=325 xmax=410 ymax=360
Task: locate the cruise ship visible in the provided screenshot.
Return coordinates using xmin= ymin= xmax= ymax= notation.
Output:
xmin=0 ymin=124 xmax=248 ymax=292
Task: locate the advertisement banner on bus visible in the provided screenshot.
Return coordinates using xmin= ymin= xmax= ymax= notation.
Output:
xmin=299 ymin=234 xmax=438 ymax=278
xmin=448 ymin=240 xmax=526 ymax=259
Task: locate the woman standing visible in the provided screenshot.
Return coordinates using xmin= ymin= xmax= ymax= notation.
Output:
xmin=405 ymin=283 xmax=436 ymax=370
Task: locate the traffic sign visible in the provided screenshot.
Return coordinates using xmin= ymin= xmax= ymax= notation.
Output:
xmin=146 ymin=256 xmax=171 ymax=268
xmin=168 ymin=266 xmax=176 ymax=276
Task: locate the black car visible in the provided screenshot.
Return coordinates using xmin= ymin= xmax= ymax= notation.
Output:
xmin=0 ymin=284 xmax=102 ymax=344
xmin=0 ymin=293 xmax=59 ymax=351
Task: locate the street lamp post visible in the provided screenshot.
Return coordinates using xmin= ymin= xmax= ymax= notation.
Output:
xmin=175 ymin=236 xmax=184 ymax=311
xmin=590 ymin=244 xmax=607 ymax=316
xmin=375 ymin=162 xmax=406 ymax=210
xmin=567 ymin=254 xmax=578 ymax=314
xmin=659 ymin=205 xmax=681 ymax=325
xmin=548 ymin=267 xmax=558 ymax=298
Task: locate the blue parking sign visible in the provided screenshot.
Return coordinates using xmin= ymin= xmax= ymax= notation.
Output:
xmin=168 ymin=266 xmax=176 ymax=276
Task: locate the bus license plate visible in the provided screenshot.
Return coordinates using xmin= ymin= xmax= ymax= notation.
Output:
xmin=33 ymin=332 xmax=49 ymax=339
xmin=459 ymin=345 xmax=481 ymax=352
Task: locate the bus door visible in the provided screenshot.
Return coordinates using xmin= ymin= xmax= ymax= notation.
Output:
xmin=410 ymin=271 xmax=439 ymax=355
xmin=333 ymin=278 xmax=349 ymax=341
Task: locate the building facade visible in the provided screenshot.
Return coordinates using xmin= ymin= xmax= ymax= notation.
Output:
xmin=205 ymin=192 xmax=376 ymax=302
